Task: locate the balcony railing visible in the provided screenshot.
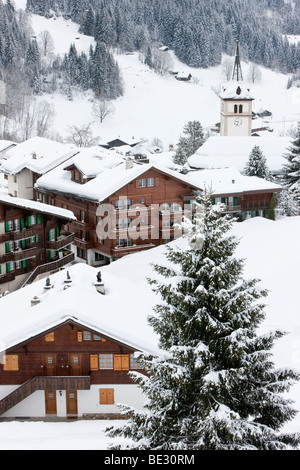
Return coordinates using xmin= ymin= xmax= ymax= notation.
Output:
xmin=21 ymin=251 xmax=75 ymax=288
xmin=0 ymin=247 xmax=37 ymax=264
xmin=0 ymin=376 xmax=90 ymax=416
xmin=0 ymin=228 xmax=37 ymax=243
xmin=47 ymin=232 xmax=75 ymax=250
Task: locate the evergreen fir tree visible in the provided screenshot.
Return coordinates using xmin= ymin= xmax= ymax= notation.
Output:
xmin=244 ymin=145 xmax=273 ymax=181
xmin=107 ymin=191 xmax=300 ymax=450
xmin=282 ymin=122 xmax=300 ymax=193
xmin=173 ymin=121 xmax=205 ymax=165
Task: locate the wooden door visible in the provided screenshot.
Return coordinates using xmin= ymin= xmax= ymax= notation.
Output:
xmin=45 ymin=391 xmax=57 ymax=415
xmin=66 ymin=390 xmax=78 ymax=415
xmin=69 ymin=354 xmax=82 ymax=376
xmin=43 ymin=354 xmax=56 ymax=376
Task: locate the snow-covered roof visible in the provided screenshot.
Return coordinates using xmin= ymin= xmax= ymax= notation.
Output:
xmin=219 ymin=82 xmax=254 ymax=100
xmin=0 ymin=261 xmax=160 ymax=356
xmin=0 ymin=140 xmax=16 ymax=156
xmin=64 ymin=146 xmax=124 ymax=178
xmin=0 ymin=137 xmax=78 ymax=175
xmin=0 ymin=191 xmax=76 ymax=220
xmin=188 ymin=136 xmax=291 ymax=173
xmin=183 ymin=167 xmax=281 ymax=195
xmin=35 ymin=160 xmax=200 ymax=202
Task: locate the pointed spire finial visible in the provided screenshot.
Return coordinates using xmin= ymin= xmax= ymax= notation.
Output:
xmin=232 ymin=40 xmax=243 ymax=82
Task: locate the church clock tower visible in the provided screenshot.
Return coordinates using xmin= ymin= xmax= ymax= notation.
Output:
xmin=219 ymin=41 xmax=254 ymax=137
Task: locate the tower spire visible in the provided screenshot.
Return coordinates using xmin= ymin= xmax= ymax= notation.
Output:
xmin=232 ymin=40 xmax=243 ymax=82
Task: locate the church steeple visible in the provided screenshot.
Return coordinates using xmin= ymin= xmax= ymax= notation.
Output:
xmin=232 ymin=40 xmax=243 ymax=82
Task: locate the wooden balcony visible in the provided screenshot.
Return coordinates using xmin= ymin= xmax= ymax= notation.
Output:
xmin=0 ymin=247 xmax=37 ymax=264
xmin=0 ymin=376 xmax=90 ymax=416
xmin=112 ymin=243 xmax=155 ymax=258
xmin=47 ymin=232 xmax=75 ymax=250
xmin=0 ymin=228 xmax=37 ymax=244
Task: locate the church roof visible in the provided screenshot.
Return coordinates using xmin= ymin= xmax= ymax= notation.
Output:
xmin=219 ymin=83 xmax=254 ymax=101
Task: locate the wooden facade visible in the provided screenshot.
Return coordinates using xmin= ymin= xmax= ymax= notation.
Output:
xmin=0 ymin=199 xmax=75 ymax=291
xmin=35 ymin=165 xmax=280 ymax=265
xmin=0 ymin=320 xmax=146 ymax=417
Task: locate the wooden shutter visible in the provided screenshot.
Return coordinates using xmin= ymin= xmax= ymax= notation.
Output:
xmin=90 ymin=354 xmax=98 ymax=370
xmin=45 ymin=332 xmax=55 ymax=342
xmin=99 ymin=388 xmax=114 ymax=405
xmin=77 ymin=331 xmax=83 ymax=342
xmin=3 ymin=355 xmax=19 ymax=371
xmin=114 ymin=354 xmax=129 ymax=370
xmin=4 ymin=222 xmax=9 ymax=233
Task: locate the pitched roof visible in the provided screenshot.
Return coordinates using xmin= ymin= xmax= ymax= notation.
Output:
xmin=0 ymin=137 xmax=78 ymax=176
xmin=0 ymin=192 xmax=76 ymax=220
xmin=0 ymin=261 xmax=160 ymax=356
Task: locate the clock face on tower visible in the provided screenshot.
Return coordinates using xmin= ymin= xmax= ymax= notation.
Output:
xmin=234 ymin=118 xmax=243 ymax=126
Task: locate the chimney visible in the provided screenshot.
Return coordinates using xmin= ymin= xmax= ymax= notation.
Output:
xmin=125 ymin=158 xmax=133 ymax=170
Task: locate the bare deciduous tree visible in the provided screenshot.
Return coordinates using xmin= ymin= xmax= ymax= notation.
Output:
xmin=92 ymin=99 xmax=115 ymax=123
xmin=64 ymin=123 xmax=100 ymax=147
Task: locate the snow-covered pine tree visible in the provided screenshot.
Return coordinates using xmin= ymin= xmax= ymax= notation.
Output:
xmin=173 ymin=120 xmax=205 ymax=165
xmin=244 ymin=145 xmax=273 ymax=181
xmin=107 ymin=190 xmax=300 ymax=450
xmin=282 ymin=122 xmax=300 ymax=198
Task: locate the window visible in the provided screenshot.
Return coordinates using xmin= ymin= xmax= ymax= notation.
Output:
xmin=99 ymin=388 xmax=114 ymax=405
xmin=130 ymin=354 xmax=143 ymax=369
xmin=14 ymin=219 xmax=20 ymax=231
xmin=5 ymin=220 xmax=14 ymax=232
xmin=171 ymin=202 xmax=180 ymax=212
xmin=99 ymin=354 xmax=113 ymax=369
xmin=239 ymin=104 xmax=243 ymax=113
xmin=161 ymin=203 xmax=170 ymax=211
xmin=115 ymin=199 xmax=122 ymax=210
xmin=147 ymin=177 xmax=155 ymax=187
xmin=3 ymin=355 xmax=19 ymax=371
xmin=139 ymin=178 xmax=146 ymax=188
xmin=141 ymin=197 xmax=145 ymax=204
xmin=234 ymin=104 xmax=238 ymax=113
xmin=83 ymin=331 xmax=92 ymax=341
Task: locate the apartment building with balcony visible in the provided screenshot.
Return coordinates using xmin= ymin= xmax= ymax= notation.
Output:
xmin=0 ymin=193 xmax=76 ymax=293
xmin=34 ymin=145 xmax=281 ymax=266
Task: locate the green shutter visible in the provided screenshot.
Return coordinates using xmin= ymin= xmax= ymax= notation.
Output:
xmin=36 ymin=234 xmax=38 ymax=242
xmin=252 ymin=211 xmax=256 ymax=218
xmin=242 ymin=212 xmax=246 ymax=221
xmin=28 ymin=216 xmax=32 ymax=227
xmin=49 ymin=250 xmax=52 ymax=260
xmin=21 ymin=218 xmax=25 ymax=229
xmin=22 ymin=239 xmax=25 ymax=249
xmin=56 ymin=226 xmax=60 ymax=238
xmin=37 ymin=214 xmax=41 ymax=224
xmin=48 ymin=230 xmax=51 ymax=241
xmin=221 ymin=197 xmax=226 ymax=204
xmin=6 ymin=262 xmax=10 ymax=273
xmin=5 ymin=222 xmax=9 ymax=233
xmin=234 ymin=196 xmax=238 ymax=206
xmin=211 ymin=198 xmax=215 ymax=205
xmin=22 ymin=260 xmax=26 ymax=268
xmin=5 ymin=242 xmax=10 ymax=253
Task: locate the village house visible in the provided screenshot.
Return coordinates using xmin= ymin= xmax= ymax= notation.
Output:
xmin=0 ymin=262 xmax=158 ymax=419
xmin=33 ymin=143 xmax=281 ymax=266
xmin=0 ymin=136 xmax=78 ymax=200
xmin=0 ymin=193 xmax=76 ymax=293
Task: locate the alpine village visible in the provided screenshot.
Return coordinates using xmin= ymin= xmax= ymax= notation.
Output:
xmin=0 ymin=0 xmax=299 ymax=452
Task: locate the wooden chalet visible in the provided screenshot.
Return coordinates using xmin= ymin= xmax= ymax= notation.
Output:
xmin=0 ymin=264 xmax=155 ymax=419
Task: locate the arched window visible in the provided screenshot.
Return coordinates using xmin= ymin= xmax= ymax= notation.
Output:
xmin=234 ymin=104 xmax=238 ymax=113
xmin=239 ymin=104 xmax=243 ymax=113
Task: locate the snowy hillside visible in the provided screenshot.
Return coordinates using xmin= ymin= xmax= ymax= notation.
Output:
xmin=11 ymin=0 xmax=300 ymax=149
